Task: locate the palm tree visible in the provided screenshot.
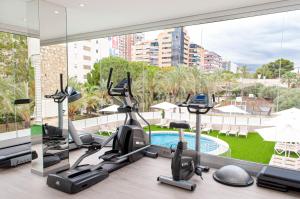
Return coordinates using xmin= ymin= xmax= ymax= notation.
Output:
xmin=68 ymin=78 xmax=84 ymax=120
xmin=162 ymin=66 xmax=189 ymax=103
xmin=219 ymin=71 xmax=237 ymax=97
xmin=238 ymin=65 xmax=249 ymax=78
xmin=281 ymin=71 xmax=297 ymax=88
xmin=0 ymin=77 xmax=15 ymax=131
xmin=188 ymin=67 xmax=207 ymax=94
xmin=211 ymin=70 xmax=224 ymax=92
xmin=82 ymin=84 xmax=101 ymax=115
xmin=15 ymin=81 xmax=31 ymax=128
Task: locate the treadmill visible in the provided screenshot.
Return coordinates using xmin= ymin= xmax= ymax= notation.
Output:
xmin=257 ymin=166 xmax=300 ymax=192
xmin=0 ymin=137 xmax=38 ymax=168
xmin=0 ymin=99 xmax=38 ymax=168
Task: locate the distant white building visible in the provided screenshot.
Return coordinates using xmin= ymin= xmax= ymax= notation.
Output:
xmin=132 ymin=40 xmax=159 ymax=65
xmin=68 ymin=37 xmax=120 ymax=83
xmin=68 ymin=41 xmax=93 ymax=83
xmin=222 ymin=60 xmax=238 ymax=73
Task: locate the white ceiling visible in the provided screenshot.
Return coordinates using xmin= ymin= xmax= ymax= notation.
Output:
xmin=1 ymin=0 xmax=300 ymax=43
xmin=49 ymin=0 xmax=280 ymax=35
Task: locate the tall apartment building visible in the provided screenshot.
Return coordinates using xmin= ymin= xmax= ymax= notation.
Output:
xmin=68 ymin=41 xmax=93 ymax=83
xmin=118 ymin=33 xmax=144 ymax=61
xmin=68 ymin=37 xmax=120 ymax=83
xmin=157 ymin=27 xmax=190 ymax=67
xmin=91 ymin=37 xmax=119 ymax=62
xmin=188 ymin=43 xmax=205 ymax=68
xmin=203 ymin=50 xmax=222 ymax=71
xmin=131 ymin=40 xmax=159 ymax=65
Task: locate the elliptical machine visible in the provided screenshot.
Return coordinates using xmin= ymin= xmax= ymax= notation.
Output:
xmin=99 ymin=67 xmax=157 ymax=171
xmin=157 ymin=93 xmax=215 ymax=191
xmin=47 ymin=68 xmax=157 ymax=194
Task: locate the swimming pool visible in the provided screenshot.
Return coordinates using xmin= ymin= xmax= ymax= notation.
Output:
xmin=151 ymin=131 xmax=229 ymax=155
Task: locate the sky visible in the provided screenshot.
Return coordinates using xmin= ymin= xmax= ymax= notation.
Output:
xmin=145 ymin=10 xmax=300 ymax=69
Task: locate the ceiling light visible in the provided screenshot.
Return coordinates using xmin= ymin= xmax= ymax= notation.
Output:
xmin=54 ymin=10 xmax=59 ymax=14
xmin=79 ymin=3 xmax=85 ymax=7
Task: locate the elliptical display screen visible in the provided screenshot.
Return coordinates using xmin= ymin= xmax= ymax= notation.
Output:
xmin=191 ymin=94 xmax=208 ymax=105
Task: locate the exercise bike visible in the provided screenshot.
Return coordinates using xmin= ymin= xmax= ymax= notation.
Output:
xmin=157 ymin=93 xmax=214 ymax=191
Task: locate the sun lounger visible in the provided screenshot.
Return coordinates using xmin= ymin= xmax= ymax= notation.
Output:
xmin=269 ymin=155 xmax=300 ymax=170
xmin=274 ymin=142 xmax=300 ymax=157
xmin=228 ymin=125 xmax=239 ymax=136
xmin=202 ymin=123 xmax=213 ymax=134
xmin=287 ymin=143 xmax=300 ymax=157
xmin=189 ymin=123 xmax=196 ymax=130
xmin=155 ymin=120 xmax=170 ymax=128
xmin=274 ymin=142 xmax=287 ymax=155
xmin=219 ymin=125 xmax=230 ymax=135
xmin=238 ymin=126 xmax=249 ymax=138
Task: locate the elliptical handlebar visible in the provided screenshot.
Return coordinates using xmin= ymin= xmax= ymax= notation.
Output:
xmin=107 ymin=68 xmax=113 ymax=89
xmin=127 ymin=72 xmax=133 ymax=97
xmin=45 ymin=73 xmax=68 ymax=103
xmin=107 ymin=67 xmax=133 ymax=97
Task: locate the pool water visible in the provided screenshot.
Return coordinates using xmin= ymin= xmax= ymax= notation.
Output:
xmin=151 ymin=132 xmax=219 ymax=153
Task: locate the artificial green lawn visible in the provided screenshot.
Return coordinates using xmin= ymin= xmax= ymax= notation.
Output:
xmin=208 ymin=131 xmax=275 ymax=164
xmin=144 ymin=125 xmax=275 ymax=164
xmin=30 ymin=124 xmax=276 ymax=164
xmin=31 ymin=124 xmax=42 ymax=136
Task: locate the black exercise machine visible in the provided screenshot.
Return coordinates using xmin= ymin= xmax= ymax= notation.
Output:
xmin=42 ymin=74 xmax=70 ymax=168
xmin=257 ymin=166 xmax=300 ymax=192
xmin=47 ymin=68 xmax=157 ymax=194
xmin=157 ymin=93 xmax=214 ymax=191
xmin=0 ymin=99 xmax=38 ymax=168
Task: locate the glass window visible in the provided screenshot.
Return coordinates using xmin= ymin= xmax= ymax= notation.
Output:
xmin=65 ymin=10 xmax=300 ymax=171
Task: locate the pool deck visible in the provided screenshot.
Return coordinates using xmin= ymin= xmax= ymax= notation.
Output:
xmin=0 ymin=149 xmax=299 ymax=199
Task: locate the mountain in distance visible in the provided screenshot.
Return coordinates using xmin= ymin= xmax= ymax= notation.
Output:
xmin=235 ymin=62 xmax=261 ymax=73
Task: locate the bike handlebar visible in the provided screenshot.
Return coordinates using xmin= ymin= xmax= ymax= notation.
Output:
xmin=60 ymin=74 xmax=63 ymax=92
xmin=177 ymin=93 xmax=215 ymax=114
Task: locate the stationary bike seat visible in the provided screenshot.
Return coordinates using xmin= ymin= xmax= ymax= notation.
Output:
xmin=170 ymin=121 xmax=190 ymax=129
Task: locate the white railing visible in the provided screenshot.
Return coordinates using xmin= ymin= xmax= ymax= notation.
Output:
xmin=0 ymin=110 xmax=271 ymax=141
xmin=72 ymin=111 xmax=162 ymax=130
xmin=164 ymin=112 xmax=270 ymax=127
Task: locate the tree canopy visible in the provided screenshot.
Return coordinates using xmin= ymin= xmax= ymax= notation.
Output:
xmin=255 ymin=58 xmax=294 ymax=79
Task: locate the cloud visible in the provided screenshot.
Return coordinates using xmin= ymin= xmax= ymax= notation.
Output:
xmin=145 ymin=10 xmax=300 ymax=67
